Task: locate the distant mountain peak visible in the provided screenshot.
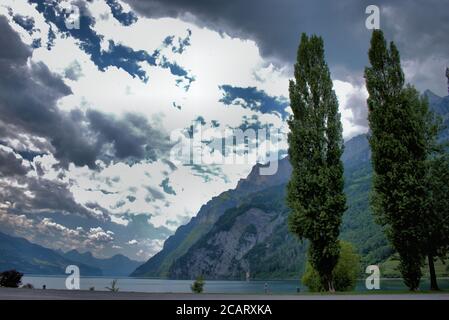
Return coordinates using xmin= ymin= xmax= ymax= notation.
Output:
xmin=424 ymin=89 xmax=443 ymax=105
xmin=0 ymin=231 xmax=103 ymax=276
xmin=423 ymin=89 xmax=440 ymax=97
xmin=423 ymin=89 xmax=449 ymax=116
xmin=63 ymin=248 xmax=140 ymax=276
xmin=235 ymin=156 xmax=291 ymax=191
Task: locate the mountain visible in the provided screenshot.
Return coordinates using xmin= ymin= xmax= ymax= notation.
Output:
xmin=131 ymin=159 xmax=292 ymax=277
xmin=132 ymin=92 xmax=449 ymax=279
xmin=131 ymin=137 xmax=382 ymax=279
xmin=424 ymin=90 xmax=449 ymax=115
xmin=62 ymin=249 xmax=140 ymax=276
xmin=168 ymin=183 xmax=307 ymax=279
xmin=0 ymin=232 xmax=139 ymax=276
xmin=0 ymin=232 xmax=102 ymax=276
xmin=424 ymin=90 xmax=449 ymax=141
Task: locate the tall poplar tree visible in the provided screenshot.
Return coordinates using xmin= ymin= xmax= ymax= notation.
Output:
xmin=364 ymin=30 xmax=429 ymax=290
xmin=287 ymin=34 xmax=346 ymax=292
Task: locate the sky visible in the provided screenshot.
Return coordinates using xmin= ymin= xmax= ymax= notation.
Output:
xmin=0 ymin=0 xmax=448 ymax=261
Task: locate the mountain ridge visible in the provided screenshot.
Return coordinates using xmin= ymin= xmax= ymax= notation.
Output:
xmin=0 ymin=231 xmax=102 ymax=276
xmin=0 ymin=231 xmax=140 ymax=276
xmin=62 ymin=249 xmax=140 ymax=276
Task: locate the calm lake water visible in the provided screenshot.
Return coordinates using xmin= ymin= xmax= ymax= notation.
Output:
xmin=22 ymin=276 xmax=449 ymax=293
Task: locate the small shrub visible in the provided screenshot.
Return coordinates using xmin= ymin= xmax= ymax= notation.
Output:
xmin=191 ymin=276 xmax=205 ymax=293
xmin=0 ymin=270 xmax=23 ymax=288
xmin=21 ymin=283 xmax=34 ymax=289
xmin=105 ymin=279 xmax=119 ymax=292
xmin=302 ymin=241 xmax=360 ymax=292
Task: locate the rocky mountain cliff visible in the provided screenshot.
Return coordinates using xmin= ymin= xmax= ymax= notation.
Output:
xmin=169 ymin=184 xmax=293 ymax=279
xmin=131 ymin=157 xmax=292 ymax=277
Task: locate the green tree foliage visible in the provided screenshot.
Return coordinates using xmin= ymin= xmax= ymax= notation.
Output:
xmin=364 ymin=30 xmax=432 ymax=290
xmin=287 ymin=33 xmax=346 ymax=292
xmin=21 ymin=283 xmax=34 ymax=289
xmin=190 ymin=276 xmax=205 ymax=293
xmin=425 ymin=153 xmax=449 ymax=290
xmin=0 ymin=269 xmax=23 ymax=288
xmin=302 ymin=241 xmax=360 ymax=292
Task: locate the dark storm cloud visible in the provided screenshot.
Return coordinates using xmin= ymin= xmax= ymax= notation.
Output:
xmin=0 ymin=176 xmax=105 ymax=219
xmin=124 ymin=0 xmax=449 ymax=75
xmin=0 ymin=147 xmax=110 ymax=221
xmin=0 ymin=147 xmax=30 ymax=177
xmin=0 ymin=16 xmax=30 ymax=61
xmin=0 ymin=15 xmax=97 ymax=168
xmin=123 ymin=0 xmax=371 ymax=70
xmin=0 ymin=16 xmax=172 ymax=169
xmin=380 ymin=1 xmax=449 ymax=60
xmin=378 ymin=1 xmax=449 ymax=95
xmin=86 ymin=110 xmax=172 ymax=162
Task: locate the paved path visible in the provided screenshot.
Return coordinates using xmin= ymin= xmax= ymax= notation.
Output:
xmin=1 ymin=287 xmax=449 ymax=300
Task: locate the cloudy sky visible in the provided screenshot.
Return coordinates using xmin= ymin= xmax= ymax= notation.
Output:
xmin=0 ymin=0 xmax=448 ymax=261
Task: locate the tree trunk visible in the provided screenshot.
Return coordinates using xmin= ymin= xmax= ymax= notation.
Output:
xmin=428 ymin=254 xmax=439 ymax=291
xmin=325 ymin=274 xmax=335 ymax=293
xmin=328 ymin=281 xmax=335 ymax=293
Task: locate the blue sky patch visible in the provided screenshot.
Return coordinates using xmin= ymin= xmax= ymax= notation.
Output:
xmin=160 ymin=57 xmax=195 ymax=90
xmin=30 ymin=0 xmax=195 ymax=84
xmin=47 ymin=25 xmax=56 ymax=50
xmin=31 ymin=0 xmax=155 ymax=81
xmin=160 ymin=178 xmax=176 ymax=195
xmin=162 ymin=29 xmax=192 ymax=54
xmin=12 ymin=14 xmax=35 ymax=35
xmin=173 ymin=29 xmax=191 ymax=54
xmin=163 ymin=35 xmax=175 ymax=47
xmin=219 ymin=85 xmax=289 ymax=119
xmin=105 ymin=0 xmax=138 ymax=26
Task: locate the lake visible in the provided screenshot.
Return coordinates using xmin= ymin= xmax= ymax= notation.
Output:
xmin=21 ymin=276 xmax=449 ymax=293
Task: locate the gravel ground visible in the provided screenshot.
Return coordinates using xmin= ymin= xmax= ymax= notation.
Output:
xmin=1 ymin=287 xmax=449 ymax=300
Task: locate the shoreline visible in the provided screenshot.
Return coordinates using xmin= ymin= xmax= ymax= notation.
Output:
xmin=1 ymin=287 xmax=449 ymax=300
